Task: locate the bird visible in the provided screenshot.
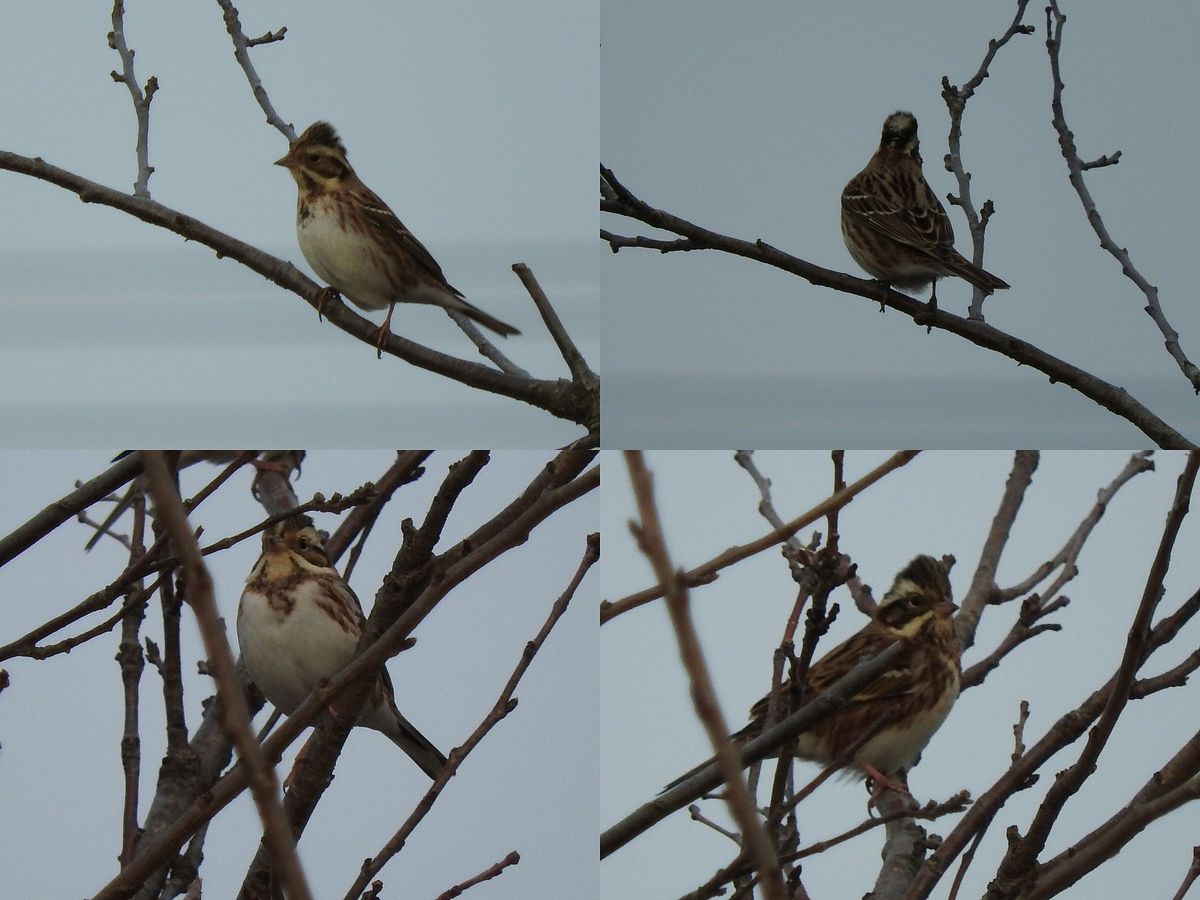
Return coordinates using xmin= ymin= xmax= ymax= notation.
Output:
xmin=84 ymin=451 xmax=303 ymax=551
xmin=274 ymin=121 xmax=520 ymax=353
xmin=664 ymin=555 xmax=960 ymax=799
xmin=841 ymin=111 xmax=1008 ymax=314
xmin=237 ymin=513 xmax=446 ymax=779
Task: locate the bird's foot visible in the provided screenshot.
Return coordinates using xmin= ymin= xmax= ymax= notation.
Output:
xmin=316 ymin=286 xmax=341 ymax=322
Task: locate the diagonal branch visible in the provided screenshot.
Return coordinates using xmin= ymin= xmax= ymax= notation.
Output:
xmin=1045 ymin=1 xmax=1200 ymax=393
xmin=141 ymin=453 xmax=312 ymax=900
xmin=602 ymin=452 xmax=918 ymax=623
xmin=601 ymin=165 xmax=1194 ymax=449
xmin=215 ymin=0 xmax=293 ymax=140
xmin=0 ymin=151 xmax=592 ymax=428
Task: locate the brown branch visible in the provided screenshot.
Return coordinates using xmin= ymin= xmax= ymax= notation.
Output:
xmin=986 ymin=452 xmax=1199 ymax=895
xmin=431 ymin=851 xmax=521 ymax=900
xmin=939 ymin=0 xmax=1034 ymax=320
xmin=624 ymin=452 xmax=786 ymax=900
xmin=325 ymin=451 xmax=431 ymax=570
xmin=904 ymin=457 xmax=1200 ymax=899
xmin=601 ymin=164 xmax=1196 ymax=448
xmin=215 ymin=0 xmax=293 ymax=140
xmin=512 ymin=263 xmax=600 ymax=432
xmin=0 ymin=452 xmax=142 ymax=569
xmin=117 ymin=502 xmax=148 ymax=867
xmin=602 ymin=451 xmax=921 ymax=622
xmin=1045 ymin=1 xmax=1200 ymax=393
xmin=341 ymin=533 xmax=597 ymax=900
xmin=141 ymin=453 xmax=313 ymax=900
xmin=0 ymin=152 xmax=592 ymax=428
xmin=1171 ymin=847 xmax=1200 ymax=900
xmin=1026 ymin=726 xmax=1200 ymax=898
xmin=959 ymin=451 xmax=1155 ymax=688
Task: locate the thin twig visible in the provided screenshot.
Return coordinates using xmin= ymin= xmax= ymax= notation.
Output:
xmin=624 ymin=452 xmax=786 ymax=900
xmin=939 ymin=0 xmax=1034 ymax=320
xmin=107 ymin=0 xmax=157 ymax=196
xmin=140 ymin=453 xmax=313 ymax=900
xmin=602 ymin=452 xmax=921 ymax=622
xmin=431 ymin=851 xmax=521 ymax=900
xmin=1044 ymin=1 xmax=1200 ymax=392
xmin=215 ymin=0 xmax=293 ymax=140
xmin=341 ymin=534 xmax=597 ymax=900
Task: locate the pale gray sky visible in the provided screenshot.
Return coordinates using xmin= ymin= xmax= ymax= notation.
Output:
xmin=0 ymin=1 xmax=596 ymax=446
xmin=601 ymin=2 xmax=1200 ymax=445
xmin=0 ymin=451 xmax=597 ymax=899
xmin=601 ymin=451 xmax=1200 ymax=899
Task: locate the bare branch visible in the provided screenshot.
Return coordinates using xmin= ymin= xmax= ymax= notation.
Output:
xmin=601 ymin=451 xmax=921 ymax=623
xmin=601 ymin=164 xmax=1196 ymax=448
xmin=215 ymin=0 xmax=294 ymax=140
xmin=107 ymin=1 xmax=156 ymax=195
xmin=512 ymin=263 xmax=599 ymax=428
xmin=988 ymin=453 xmax=1199 ymax=892
xmin=341 ymin=534 xmax=597 ymax=900
xmin=0 ymin=151 xmax=592 ymax=428
xmin=939 ymin=0 xmax=1034 ymax=320
xmin=431 ymin=851 xmax=521 ymax=900
xmin=140 ymin=453 xmax=312 ymax=900
xmin=623 ymin=452 xmax=786 ymax=900
xmin=1045 ymin=1 xmax=1200 ymax=392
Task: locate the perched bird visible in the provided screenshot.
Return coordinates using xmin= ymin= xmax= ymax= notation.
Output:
xmin=275 ymin=122 xmax=520 ymax=352
xmin=664 ymin=555 xmax=960 ymax=798
xmin=841 ymin=111 xmax=1008 ymax=312
xmin=84 ymin=451 xmax=303 ymax=551
xmin=238 ymin=514 xmax=446 ymax=779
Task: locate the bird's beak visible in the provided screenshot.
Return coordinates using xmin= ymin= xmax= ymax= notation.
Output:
xmin=273 ymin=151 xmax=293 ymax=168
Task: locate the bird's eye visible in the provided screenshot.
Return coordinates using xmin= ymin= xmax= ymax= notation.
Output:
xmin=306 ymin=153 xmax=320 ymax=163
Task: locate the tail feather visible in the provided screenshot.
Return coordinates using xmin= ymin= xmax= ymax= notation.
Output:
xmin=387 ymin=712 xmax=448 ymax=779
xmin=450 ymin=297 xmax=521 ymax=337
xmin=947 ymin=252 xmax=1009 ymax=293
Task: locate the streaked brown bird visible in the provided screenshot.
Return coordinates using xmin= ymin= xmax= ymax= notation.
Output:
xmin=665 ymin=555 xmax=961 ymax=799
xmin=841 ymin=111 xmax=1008 ymax=311
xmin=238 ymin=514 xmax=447 ymax=779
xmin=275 ymin=122 xmax=520 ymax=352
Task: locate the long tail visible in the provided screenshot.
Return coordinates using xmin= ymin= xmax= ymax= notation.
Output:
xmin=388 ymin=710 xmax=448 ymax=779
xmin=947 ymin=251 xmax=1009 ymax=294
xmin=449 ymin=297 xmax=521 ymax=337
xmin=660 ymin=756 xmax=718 ymax=794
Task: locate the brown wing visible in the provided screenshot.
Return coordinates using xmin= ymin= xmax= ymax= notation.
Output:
xmin=356 ymin=185 xmax=465 ymax=297
xmin=842 ymin=166 xmax=955 ymax=255
xmin=324 ymin=574 xmax=369 ymax=634
xmin=744 ymin=625 xmax=913 ymax=732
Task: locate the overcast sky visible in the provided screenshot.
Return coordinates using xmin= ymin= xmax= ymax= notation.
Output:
xmin=601 ymin=2 xmax=1200 ymax=445
xmin=0 ymin=1 xmax=596 ymax=446
xmin=0 ymin=451 xmax=597 ymax=899
xmin=602 ymin=450 xmax=1200 ymax=899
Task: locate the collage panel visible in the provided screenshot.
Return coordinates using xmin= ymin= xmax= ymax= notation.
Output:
xmin=602 ymin=450 xmax=1200 ymax=898
xmin=1 ymin=449 xmax=597 ymax=898
xmin=601 ymin=3 xmax=1198 ymax=448
xmin=2 ymin=3 xmax=597 ymax=449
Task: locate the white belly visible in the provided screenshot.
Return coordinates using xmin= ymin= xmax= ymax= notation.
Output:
xmin=237 ymin=580 xmax=359 ymax=714
xmin=296 ymin=203 xmax=395 ymax=310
